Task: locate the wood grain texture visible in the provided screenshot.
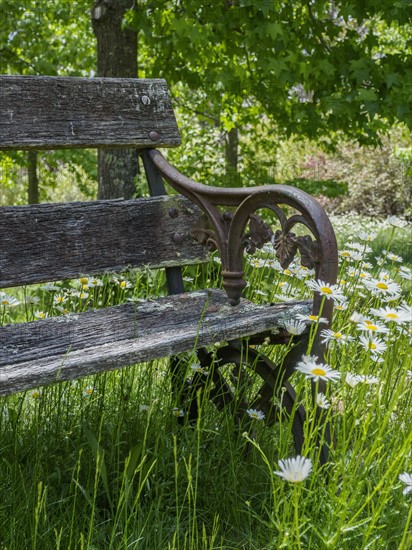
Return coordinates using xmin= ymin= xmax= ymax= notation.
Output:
xmin=0 ymin=290 xmax=311 ymax=395
xmin=0 ymin=195 xmax=208 ymax=288
xmin=0 ymin=76 xmax=181 ymax=149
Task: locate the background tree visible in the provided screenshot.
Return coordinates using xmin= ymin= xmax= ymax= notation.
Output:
xmin=91 ymin=0 xmax=139 ymax=199
xmin=0 ymin=0 xmax=96 ymax=204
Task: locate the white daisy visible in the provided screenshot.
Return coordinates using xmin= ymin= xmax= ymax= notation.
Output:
xmin=369 ymin=306 xmax=410 ymax=324
xmin=398 ymin=266 xmax=412 ymax=281
xmin=306 ymin=279 xmax=345 ymax=303
xmin=349 ymin=312 xmax=363 ymax=323
xmin=359 ymin=334 xmax=387 ymax=355
xmin=346 ymin=241 xmax=372 ymax=253
xmin=320 ymin=329 xmax=354 ymax=347
xmin=296 ymin=313 xmax=329 ymax=324
xmin=386 ymin=216 xmax=408 ymax=228
xmin=172 ymin=407 xmax=185 ymax=417
xmin=387 ymin=253 xmax=403 ymax=263
xmin=399 ymin=472 xmax=412 ymax=495
xmin=356 ymin=374 xmax=380 ymax=384
xmin=363 ymin=278 xmax=401 ymax=298
xmin=249 ymin=257 xmax=266 ymax=268
xmin=34 ymin=310 xmax=48 ymax=319
xmin=247 ymin=409 xmax=265 ymax=421
xmin=356 ymin=319 xmax=390 ymax=334
xmin=274 ymin=455 xmax=312 ymax=483
xmin=316 ymin=393 xmax=331 ymax=409
xmin=89 ymin=278 xmax=104 ymax=287
xmin=284 ymin=320 xmax=307 ymax=335
xmin=358 ymin=231 xmax=377 ymax=242
xmin=345 ymin=372 xmax=360 ymax=388
xmin=296 ymin=355 xmax=340 ymax=382
xmin=0 ymin=295 xmax=20 ymax=307
xmin=25 ymin=295 xmax=40 ymax=305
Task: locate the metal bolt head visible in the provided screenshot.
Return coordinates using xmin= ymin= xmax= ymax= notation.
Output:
xmin=149 ymin=130 xmax=160 ymax=141
xmin=141 ymin=95 xmax=151 ymax=105
xmin=173 ymin=233 xmax=183 ymax=244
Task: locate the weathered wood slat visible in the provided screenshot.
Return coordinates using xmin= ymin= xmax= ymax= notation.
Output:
xmin=0 ymin=290 xmax=311 ymax=396
xmin=0 ymin=76 xmax=181 ymax=150
xmin=0 ymin=195 xmax=208 ymax=288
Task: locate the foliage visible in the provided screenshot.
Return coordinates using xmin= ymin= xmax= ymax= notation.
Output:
xmin=0 ymin=0 xmax=97 ymax=204
xmin=133 ymin=0 xmax=412 ymax=145
xmin=283 ymin=177 xmax=348 ymax=198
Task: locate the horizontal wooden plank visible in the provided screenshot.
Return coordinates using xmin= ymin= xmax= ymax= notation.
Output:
xmin=0 ymin=290 xmax=311 ymax=395
xmin=0 ymin=195 xmax=208 ymax=288
xmin=0 ymin=76 xmax=181 ymax=150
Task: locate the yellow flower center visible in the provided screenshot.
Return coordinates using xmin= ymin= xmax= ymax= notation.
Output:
xmin=308 ymin=315 xmax=319 ymax=321
xmin=284 ymin=269 xmax=292 ymax=275
xmin=341 ymin=251 xmax=351 ymax=257
xmin=386 ymin=313 xmax=398 ymax=319
xmin=334 ymin=332 xmax=343 ymax=339
xmin=312 ymin=368 xmax=326 ymax=376
xmin=376 ymin=282 xmax=388 ymax=290
xmin=320 ymin=287 xmax=333 ymax=295
xmin=80 ymin=277 xmax=88 ymax=284
xmin=85 ymin=388 xmax=93 ymax=395
xmin=368 ymin=343 xmax=377 ymax=350
xmin=365 ymin=323 xmax=377 ymax=331
xmin=120 ymin=281 xmax=127 ymax=288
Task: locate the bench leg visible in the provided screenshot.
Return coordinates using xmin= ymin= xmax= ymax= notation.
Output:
xmin=169 ymin=338 xmax=332 ymax=464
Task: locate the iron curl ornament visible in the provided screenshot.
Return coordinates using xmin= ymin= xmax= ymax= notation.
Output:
xmin=144 ymin=149 xmax=338 ymax=320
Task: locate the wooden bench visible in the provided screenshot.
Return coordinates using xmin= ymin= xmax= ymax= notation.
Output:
xmin=0 ymin=75 xmax=338 ymax=461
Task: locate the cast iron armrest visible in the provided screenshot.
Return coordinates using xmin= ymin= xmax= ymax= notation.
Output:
xmin=146 ymin=148 xmax=339 ymax=321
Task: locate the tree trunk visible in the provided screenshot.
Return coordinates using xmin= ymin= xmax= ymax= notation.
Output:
xmin=27 ymin=151 xmax=39 ymax=204
xmin=91 ymin=0 xmax=139 ymax=199
xmin=225 ymin=126 xmax=239 ymax=186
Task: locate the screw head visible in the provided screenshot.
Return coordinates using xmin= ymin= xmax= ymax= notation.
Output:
xmin=173 ymin=233 xmax=183 ymax=244
xmin=141 ymin=95 xmax=151 ymax=105
xmin=149 ymin=130 xmax=160 ymax=141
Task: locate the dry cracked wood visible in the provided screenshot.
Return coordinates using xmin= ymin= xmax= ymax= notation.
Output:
xmin=0 ymin=76 xmax=181 ymax=150
xmin=0 ymin=290 xmax=311 ymax=395
xmin=0 ymin=195 xmax=208 ymax=288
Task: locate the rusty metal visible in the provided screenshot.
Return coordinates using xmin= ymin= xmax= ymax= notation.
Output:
xmin=145 ymin=148 xmax=338 ymax=319
xmin=148 ymin=130 xmax=161 ymax=141
xmin=168 ymin=207 xmax=179 ymax=218
xmin=170 ymin=338 xmax=312 ymax=458
xmin=145 ymin=149 xmax=338 ymax=462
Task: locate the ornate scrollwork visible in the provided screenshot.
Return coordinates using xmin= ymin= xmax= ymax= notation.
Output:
xmin=189 ymin=215 xmax=219 ymax=251
xmin=273 ymin=230 xmax=319 ymax=270
xmin=242 ymin=214 xmax=274 ymax=254
xmin=190 ymin=211 xmax=274 ymax=256
xmin=143 ymin=149 xmax=338 ymax=312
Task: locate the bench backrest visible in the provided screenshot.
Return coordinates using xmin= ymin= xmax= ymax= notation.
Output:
xmin=0 ymin=76 xmax=181 ymax=149
xmin=0 ymin=76 xmax=208 ymax=289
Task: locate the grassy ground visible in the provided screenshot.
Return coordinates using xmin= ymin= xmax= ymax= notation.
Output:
xmin=0 ymin=215 xmax=411 ymax=549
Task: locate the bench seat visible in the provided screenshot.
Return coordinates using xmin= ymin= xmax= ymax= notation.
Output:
xmin=0 ymin=290 xmax=310 ymax=396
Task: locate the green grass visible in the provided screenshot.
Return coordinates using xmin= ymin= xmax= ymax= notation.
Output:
xmin=0 ymin=216 xmax=411 ymax=549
